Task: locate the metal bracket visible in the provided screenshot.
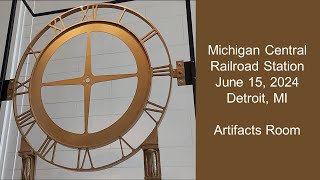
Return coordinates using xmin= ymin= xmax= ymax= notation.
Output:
xmin=173 ymin=61 xmax=193 ymax=86
xmin=0 ymin=79 xmax=14 ymax=101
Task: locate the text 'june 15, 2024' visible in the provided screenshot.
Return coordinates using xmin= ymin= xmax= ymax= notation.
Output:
xmin=209 ymin=44 xmax=306 ymax=105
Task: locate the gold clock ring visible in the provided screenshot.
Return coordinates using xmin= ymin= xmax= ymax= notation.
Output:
xmin=29 ymin=20 xmax=152 ymax=149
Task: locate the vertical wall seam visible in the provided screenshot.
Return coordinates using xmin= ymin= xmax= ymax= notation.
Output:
xmin=0 ymin=0 xmax=18 ymax=179
xmin=11 ymin=1 xmax=28 ymax=179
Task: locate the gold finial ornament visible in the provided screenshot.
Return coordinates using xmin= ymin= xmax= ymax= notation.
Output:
xmin=13 ymin=3 xmax=172 ymax=172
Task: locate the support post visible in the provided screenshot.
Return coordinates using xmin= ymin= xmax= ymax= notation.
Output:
xmin=142 ymin=129 xmax=161 ymax=180
xmin=19 ymin=139 xmax=36 ymax=180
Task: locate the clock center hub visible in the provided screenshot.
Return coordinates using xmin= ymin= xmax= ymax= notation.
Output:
xmin=84 ymin=76 xmax=91 ymax=84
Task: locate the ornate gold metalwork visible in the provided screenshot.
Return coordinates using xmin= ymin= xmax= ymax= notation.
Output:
xmin=19 ymin=139 xmax=36 ymax=180
xmin=13 ymin=3 xmax=172 ymax=171
xmin=142 ymin=129 xmax=161 ymax=180
xmin=144 ymin=149 xmax=161 ymax=179
xmin=30 ymin=21 xmax=151 ymax=148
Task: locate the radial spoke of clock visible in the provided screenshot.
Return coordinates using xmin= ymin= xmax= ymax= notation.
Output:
xmin=42 ymin=77 xmax=83 ymax=87
xmin=83 ymin=32 xmax=93 ymax=134
xmin=91 ymin=73 xmax=136 ymax=84
xmin=84 ymin=84 xmax=91 ymax=133
xmin=85 ymin=32 xmax=93 ymax=76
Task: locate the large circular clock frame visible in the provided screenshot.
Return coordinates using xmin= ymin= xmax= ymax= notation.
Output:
xmin=13 ymin=3 xmax=172 ymax=171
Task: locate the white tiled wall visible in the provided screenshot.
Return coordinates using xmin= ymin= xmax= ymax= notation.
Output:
xmin=1 ymin=1 xmax=196 ymax=179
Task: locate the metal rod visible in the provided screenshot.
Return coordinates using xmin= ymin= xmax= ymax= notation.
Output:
xmin=21 ymin=0 xmax=34 ymax=16
xmin=0 ymin=0 xmax=18 ymax=111
xmin=23 ymin=0 xmax=135 ymax=17
xmin=185 ymin=0 xmax=196 ymax=108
